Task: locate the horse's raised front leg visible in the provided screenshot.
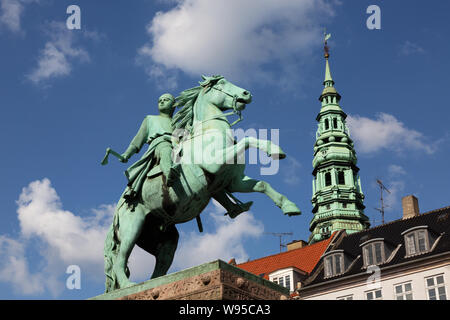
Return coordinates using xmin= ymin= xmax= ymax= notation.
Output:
xmin=228 ymin=175 xmax=301 ymax=216
xmin=223 ymin=136 xmax=286 ymax=165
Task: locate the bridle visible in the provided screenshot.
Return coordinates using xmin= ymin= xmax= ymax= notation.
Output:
xmin=194 ymin=82 xmax=245 ymax=128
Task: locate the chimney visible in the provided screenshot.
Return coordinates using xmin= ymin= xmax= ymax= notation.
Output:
xmin=402 ymin=195 xmax=420 ymax=219
xmin=287 ymin=240 xmax=308 ymax=251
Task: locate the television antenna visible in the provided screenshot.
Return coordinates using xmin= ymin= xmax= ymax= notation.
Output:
xmin=264 ymin=232 xmax=293 ymax=253
xmin=374 ymin=179 xmax=391 ymax=225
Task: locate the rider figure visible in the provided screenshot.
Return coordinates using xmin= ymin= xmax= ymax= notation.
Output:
xmin=121 ymin=93 xmax=180 ymax=201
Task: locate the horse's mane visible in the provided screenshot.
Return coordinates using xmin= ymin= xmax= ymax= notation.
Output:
xmin=172 ymin=75 xmax=224 ymax=133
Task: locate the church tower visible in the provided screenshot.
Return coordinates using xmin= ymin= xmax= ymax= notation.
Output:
xmin=308 ymin=34 xmax=370 ymax=244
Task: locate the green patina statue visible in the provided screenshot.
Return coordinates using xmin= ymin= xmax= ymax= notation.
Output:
xmin=122 ymin=93 xmax=180 ymax=195
xmin=102 ymin=75 xmax=301 ymax=292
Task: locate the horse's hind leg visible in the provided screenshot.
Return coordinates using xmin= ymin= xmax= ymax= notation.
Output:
xmin=113 ymin=204 xmax=146 ymax=289
xmin=151 ymin=224 xmax=179 ymax=279
xmin=136 ymin=216 xmax=179 ymax=280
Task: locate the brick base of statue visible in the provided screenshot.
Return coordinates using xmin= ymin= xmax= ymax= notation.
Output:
xmin=91 ymin=260 xmax=289 ymax=300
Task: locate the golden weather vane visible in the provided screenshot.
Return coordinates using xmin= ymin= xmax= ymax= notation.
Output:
xmin=323 ymin=29 xmax=331 ymax=58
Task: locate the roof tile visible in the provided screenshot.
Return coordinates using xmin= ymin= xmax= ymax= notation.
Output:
xmin=235 ymin=236 xmax=334 ymax=279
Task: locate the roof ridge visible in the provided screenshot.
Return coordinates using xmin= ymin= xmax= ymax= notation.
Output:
xmin=345 ymin=205 xmax=450 ymax=238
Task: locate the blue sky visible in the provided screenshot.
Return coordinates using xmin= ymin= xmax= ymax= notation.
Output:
xmin=0 ymin=0 xmax=449 ymax=299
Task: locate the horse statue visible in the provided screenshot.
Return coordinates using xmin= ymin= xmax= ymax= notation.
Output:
xmin=103 ymin=75 xmax=301 ymax=292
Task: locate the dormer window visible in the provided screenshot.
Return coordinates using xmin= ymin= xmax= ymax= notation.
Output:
xmin=361 ymin=239 xmax=385 ymax=267
xmin=401 ymin=226 xmax=430 ymax=257
xmin=269 ymin=268 xmax=306 ymax=292
xmin=323 ymin=251 xmax=346 ymax=278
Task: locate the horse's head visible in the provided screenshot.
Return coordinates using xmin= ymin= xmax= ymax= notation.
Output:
xmin=199 ymin=75 xmax=252 ymax=112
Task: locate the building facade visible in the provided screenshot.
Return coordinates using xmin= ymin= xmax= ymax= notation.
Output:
xmin=299 ymin=196 xmax=450 ymax=300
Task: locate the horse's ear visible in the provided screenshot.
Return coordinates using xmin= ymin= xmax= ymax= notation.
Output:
xmin=201 ymin=75 xmax=207 ymax=80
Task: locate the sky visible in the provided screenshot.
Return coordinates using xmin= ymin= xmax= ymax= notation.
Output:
xmin=0 ymin=0 xmax=449 ymax=299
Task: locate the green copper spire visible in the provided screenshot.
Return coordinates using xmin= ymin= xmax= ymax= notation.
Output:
xmin=308 ymin=33 xmax=370 ymax=244
xmin=324 ymin=56 xmax=333 ymax=84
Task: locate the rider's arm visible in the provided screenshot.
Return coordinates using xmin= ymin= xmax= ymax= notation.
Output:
xmin=122 ymin=117 xmax=149 ymax=161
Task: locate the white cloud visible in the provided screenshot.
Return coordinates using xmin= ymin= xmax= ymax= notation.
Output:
xmin=0 ymin=235 xmax=45 ymax=295
xmin=347 ymin=113 xmax=436 ymax=155
xmin=0 ymin=179 xmax=115 ymax=297
xmin=383 ymin=180 xmax=405 ymax=214
xmin=27 ymin=22 xmax=90 ymax=85
xmin=0 ymin=0 xmax=36 ymax=33
xmin=388 ymin=164 xmax=406 ymax=177
xmin=17 ymin=179 xmax=110 ymax=265
xmin=137 ymin=0 xmax=337 ymax=87
xmin=399 ymin=40 xmax=425 ymax=56
xmin=282 ymin=157 xmax=302 ymax=186
xmin=0 ymin=179 xmax=265 ymax=297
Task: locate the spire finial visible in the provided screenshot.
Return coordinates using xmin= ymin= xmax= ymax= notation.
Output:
xmin=324 ymin=30 xmax=331 ymax=59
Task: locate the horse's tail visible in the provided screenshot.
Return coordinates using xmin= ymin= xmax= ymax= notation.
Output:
xmin=104 ymin=208 xmax=127 ymax=293
xmin=104 ymin=225 xmax=117 ymax=292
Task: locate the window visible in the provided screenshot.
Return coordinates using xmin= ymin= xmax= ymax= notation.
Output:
xmin=333 ymin=118 xmax=338 ymax=129
xmin=325 ymin=119 xmax=329 ymax=130
xmin=342 ymin=203 xmax=347 ymax=209
xmin=285 ymin=275 xmax=291 ymax=291
xmin=402 ymin=227 xmax=430 ymax=256
xmin=426 ymin=275 xmax=447 ymax=300
xmin=362 ymin=240 xmax=385 ymax=267
xmin=394 ymin=282 xmax=413 ymax=300
xmin=272 ymin=274 xmax=292 ymax=291
xmin=366 ymin=289 xmax=382 ymax=300
xmin=337 ymin=295 xmax=353 ymax=300
xmin=338 ymin=171 xmax=345 ymax=185
xmin=324 ymin=253 xmax=344 ymax=278
xmin=325 ymin=172 xmax=332 ymax=186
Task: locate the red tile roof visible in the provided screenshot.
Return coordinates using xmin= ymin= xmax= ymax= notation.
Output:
xmin=234 ymin=236 xmax=334 ymax=279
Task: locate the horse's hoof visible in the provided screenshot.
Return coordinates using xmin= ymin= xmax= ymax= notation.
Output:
xmin=120 ymin=280 xmax=137 ymax=289
xmin=286 ymin=210 xmax=302 ymax=217
xmin=269 ymin=152 xmax=286 ymax=160
xmin=281 ymin=202 xmax=301 ymax=216
xmin=268 ymin=147 xmax=286 ymax=160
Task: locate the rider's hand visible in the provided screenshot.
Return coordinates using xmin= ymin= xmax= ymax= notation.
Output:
xmin=120 ymin=153 xmax=129 ymax=163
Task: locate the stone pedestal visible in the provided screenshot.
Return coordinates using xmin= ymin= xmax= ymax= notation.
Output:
xmin=91 ymin=260 xmax=289 ymax=300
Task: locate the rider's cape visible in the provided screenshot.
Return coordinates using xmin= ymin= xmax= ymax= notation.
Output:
xmin=123 ymin=115 xmax=173 ymax=200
